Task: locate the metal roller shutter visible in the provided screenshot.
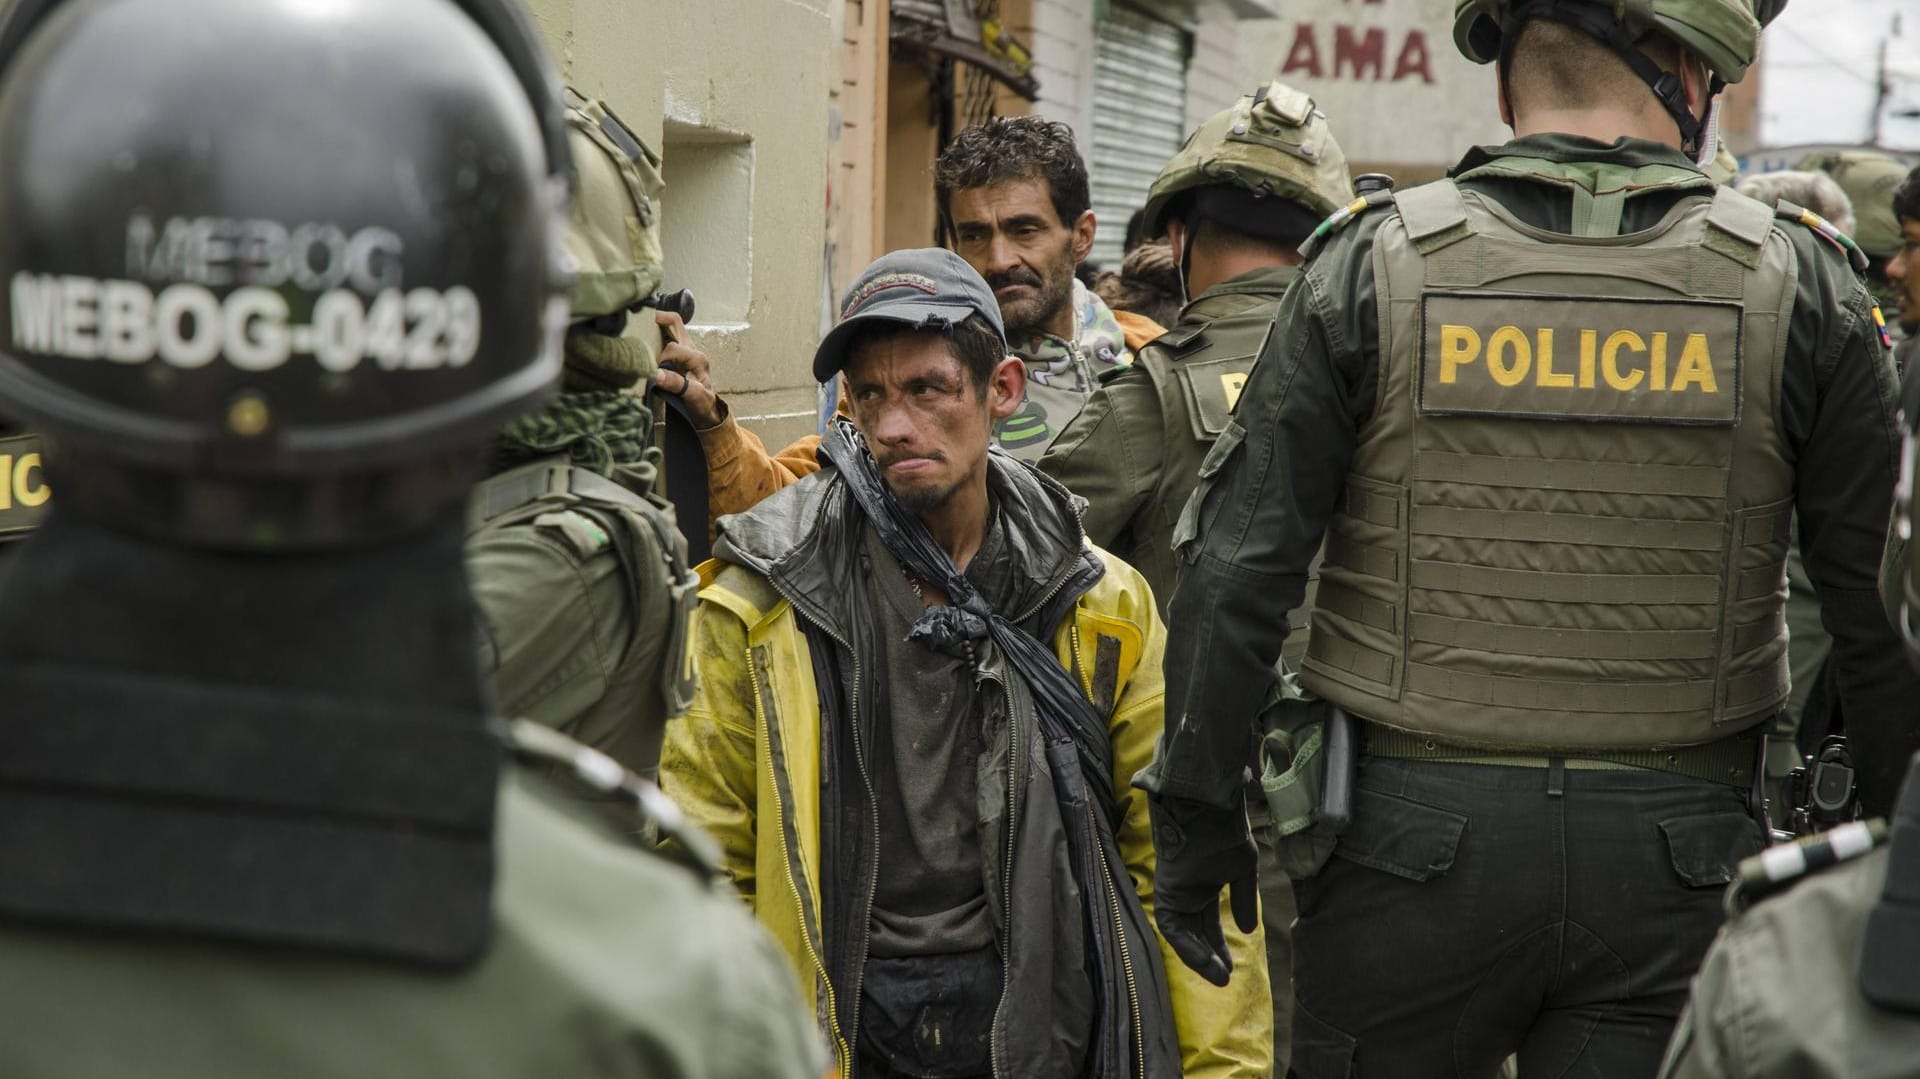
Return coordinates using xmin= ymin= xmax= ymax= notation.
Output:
xmin=1088 ymin=5 xmax=1190 ymax=270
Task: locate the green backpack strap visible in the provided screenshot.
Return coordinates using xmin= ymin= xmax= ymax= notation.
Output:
xmin=471 ymin=457 xmax=701 ymax=716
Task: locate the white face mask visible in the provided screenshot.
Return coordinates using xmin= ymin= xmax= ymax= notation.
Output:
xmin=1694 ymin=98 xmax=1723 ymax=169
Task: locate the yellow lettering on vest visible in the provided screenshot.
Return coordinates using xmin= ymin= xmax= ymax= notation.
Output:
xmin=1440 ymin=324 xmax=1480 ymax=383
xmin=1487 ymin=325 xmax=1530 ymax=387
xmin=1577 ymin=328 xmax=1596 ymax=389
xmin=12 ymin=453 xmax=46 ymax=508
xmin=1534 ymin=328 xmax=1573 ymax=388
xmin=1650 ymin=331 xmax=1668 ymax=391
xmin=1221 ymin=372 xmax=1247 ymax=411
xmin=1601 ymin=330 xmax=1645 ymax=391
xmin=1669 ymin=333 xmax=1717 ymax=393
xmin=0 ymin=455 xmax=12 ymax=511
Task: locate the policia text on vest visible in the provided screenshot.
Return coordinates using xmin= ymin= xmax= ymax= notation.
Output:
xmin=0 ymin=433 xmax=48 ymax=539
xmin=1423 ymin=293 xmax=1738 ymax=424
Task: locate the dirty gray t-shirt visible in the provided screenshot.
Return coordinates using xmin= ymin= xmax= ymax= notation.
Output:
xmin=863 ymin=511 xmax=1016 ymax=959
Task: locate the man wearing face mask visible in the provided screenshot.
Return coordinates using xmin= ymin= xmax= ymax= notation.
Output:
xmin=466 ymin=88 xmax=700 ymax=779
xmin=662 ymin=116 xmax=1162 ymax=522
xmin=1147 ymin=1 xmax=1920 ymax=1074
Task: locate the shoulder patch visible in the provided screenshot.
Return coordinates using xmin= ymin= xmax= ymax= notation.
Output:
xmin=1154 ymin=322 xmax=1208 ymax=355
xmin=1300 ymin=188 xmax=1395 ymax=262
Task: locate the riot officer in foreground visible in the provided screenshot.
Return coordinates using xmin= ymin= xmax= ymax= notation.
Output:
xmin=467 ymin=87 xmax=698 ymax=778
xmin=1144 ymin=0 xmax=1920 ymax=1074
xmin=0 ymin=1 xmax=823 ymax=1075
xmin=1658 ymin=394 xmax=1920 ymax=1077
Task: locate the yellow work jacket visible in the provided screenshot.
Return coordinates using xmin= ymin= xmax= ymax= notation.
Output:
xmin=661 ymin=547 xmax=1271 ymax=1078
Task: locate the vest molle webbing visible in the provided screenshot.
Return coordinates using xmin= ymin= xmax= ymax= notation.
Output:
xmin=1302 ymin=178 xmax=1797 ymax=750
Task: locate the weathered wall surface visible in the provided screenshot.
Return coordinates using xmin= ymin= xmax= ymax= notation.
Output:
xmin=524 ymin=0 xmax=835 ymax=448
xmin=1220 ymin=0 xmax=1508 ymax=184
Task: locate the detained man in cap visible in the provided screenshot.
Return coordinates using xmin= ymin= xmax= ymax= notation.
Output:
xmin=659 ymin=249 xmax=1270 ymax=1079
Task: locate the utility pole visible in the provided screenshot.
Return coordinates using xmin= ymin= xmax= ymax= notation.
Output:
xmin=1874 ymin=10 xmax=1901 ymax=147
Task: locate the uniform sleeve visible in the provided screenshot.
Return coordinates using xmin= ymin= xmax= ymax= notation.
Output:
xmin=1103 ymin=565 xmax=1273 ymax=1078
xmin=1784 ymin=237 xmax=1920 ymax=818
xmin=1037 ymin=371 xmax=1163 ymax=552
xmin=700 ymin=412 xmax=825 ymax=522
xmin=1152 ymin=235 xmax=1379 ymax=808
xmin=658 ymin=599 xmax=761 ymax=901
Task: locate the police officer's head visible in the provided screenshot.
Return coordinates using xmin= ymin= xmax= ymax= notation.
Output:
xmin=1453 ymin=0 xmax=1775 ymax=160
xmin=1140 ymin=82 xmax=1353 ymax=299
xmin=559 ymin=89 xmax=676 ymax=394
xmin=0 ymin=0 xmax=571 ymax=551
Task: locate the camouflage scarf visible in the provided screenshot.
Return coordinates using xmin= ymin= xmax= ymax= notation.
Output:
xmin=494 ymin=390 xmax=661 ymax=491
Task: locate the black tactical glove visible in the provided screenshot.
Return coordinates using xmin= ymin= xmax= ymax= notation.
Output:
xmin=1148 ymin=792 xmax=1259 ymax=987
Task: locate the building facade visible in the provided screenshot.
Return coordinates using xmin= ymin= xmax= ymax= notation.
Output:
xmin=525 ymin=0 xmax=837 ymax=450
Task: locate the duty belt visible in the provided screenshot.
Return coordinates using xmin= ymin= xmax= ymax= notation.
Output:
xmin=1361 ymin=721 xmax=1761 ymax=790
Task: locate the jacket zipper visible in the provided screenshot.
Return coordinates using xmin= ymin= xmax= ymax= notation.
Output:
xmin=987 ymin=674 xmax=1020 ymax=1079
xmin=774 ymin=611 xmax=877 ymax=1079
xmin=747 ymin=642 xmax=852 ymax=1071
xmin=1072 ymin=624 xmax=1146 ymax=1079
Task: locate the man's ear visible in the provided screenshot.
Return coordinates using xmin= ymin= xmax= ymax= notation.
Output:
xmin=1495 ymin=65 xmax=1515 ymax=128
xmin=1070 ymin=209 xmax=1097 ymax=264
xmin=987 ymin=355 xmax=1026 ymax=421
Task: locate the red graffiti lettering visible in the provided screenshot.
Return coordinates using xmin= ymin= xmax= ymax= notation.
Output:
xmin=1334 ymin=25 xmax=1385 ymax=80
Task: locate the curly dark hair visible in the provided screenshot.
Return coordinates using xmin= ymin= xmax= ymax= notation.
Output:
xmin=1896 ymin=164 xmax=1920 ymax=226
xmin=935 ymin=116 xmax=1091 ymax=229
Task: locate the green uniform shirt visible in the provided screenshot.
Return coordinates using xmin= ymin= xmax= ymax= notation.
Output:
xmin=1040 ymin=265 xmax=1294 ymax=616
xmin=1156 ymin=134 xmax=1919 ymax=811
xmin=0 ymin=765 xmax=828 ymax=1079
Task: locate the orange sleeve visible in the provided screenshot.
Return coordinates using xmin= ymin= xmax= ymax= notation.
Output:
xmin=699 ymin=412 xmax=825 ymax=522
xmin=1114 ymin=309 xmax=1166 ymax=353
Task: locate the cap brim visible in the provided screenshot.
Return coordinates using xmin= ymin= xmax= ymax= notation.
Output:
xmin=812 ymin=300 xmax=985 ymax=382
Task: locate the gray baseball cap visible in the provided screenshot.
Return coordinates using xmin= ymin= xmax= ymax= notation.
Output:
xmin=812 ymin=247 xmax=1008 ymax=381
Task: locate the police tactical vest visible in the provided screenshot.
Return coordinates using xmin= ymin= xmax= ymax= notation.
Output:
xmin=1301 ymin=177 xmax=1797 ymax=749
xmin=1136 ymin=269 xmax=1319 ymax=663
xmin=1131 ymin=285 xmax=1271 ymax=586
xmin=468 ymin=456 xmax=698 ymax=771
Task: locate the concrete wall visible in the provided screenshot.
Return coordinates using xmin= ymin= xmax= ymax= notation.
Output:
xmin=524 ymin=0 xmax=835 ymax=448
xmin=1217 ymin=0 xmax=1508 ymax=184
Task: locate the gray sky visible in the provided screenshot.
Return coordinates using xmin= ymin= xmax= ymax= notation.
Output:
xmin=1760 ymin=0 xmax=1920 ymax=149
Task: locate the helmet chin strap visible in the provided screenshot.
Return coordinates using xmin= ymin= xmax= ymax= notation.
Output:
xmin=1176 ymin=221 xmax=1196 ymax=308
xmin=1498 ymin=0 xmax=1723 ymax=158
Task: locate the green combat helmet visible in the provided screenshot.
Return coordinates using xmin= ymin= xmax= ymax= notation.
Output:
xmin=1141 ymin=81 xmax=1354 ymax=245
xmin=561 ymin=88 xmax=668 ymax=392
xmin=1798 ymin=150 xmax=1909 ymax=261
xmin=1452 ymin=0 xmax=1778 ymax=157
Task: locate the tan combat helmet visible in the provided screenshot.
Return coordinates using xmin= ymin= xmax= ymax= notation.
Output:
xmin=562 ymin=87 xmax=668 ymax=389
xmin=1798 ymin=150 xmax=1910 ymax=260
xmin=1140 ymin=81 xmax=1354 ymax=244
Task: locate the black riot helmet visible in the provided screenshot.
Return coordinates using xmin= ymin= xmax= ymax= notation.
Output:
xmin=0 ymin=0 xmax=572 ymax=548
